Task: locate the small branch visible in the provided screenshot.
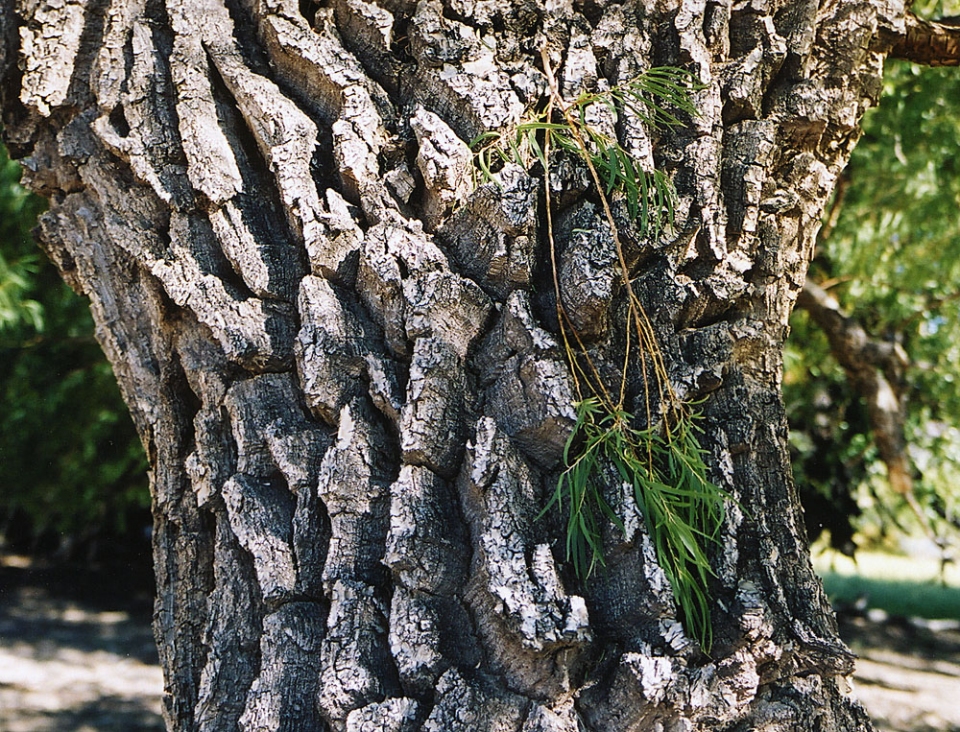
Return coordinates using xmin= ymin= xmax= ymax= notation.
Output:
xmin=796 ymin=279 xmax=912 ymax=493
xmin=887 ymin=13 xmax=960 ymax=67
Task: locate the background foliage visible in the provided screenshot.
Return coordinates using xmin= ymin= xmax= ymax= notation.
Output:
xmin=0 ymin=142 xmax=148 ymax=553
xmin=786 ymin=2 xmax=960 ymax=557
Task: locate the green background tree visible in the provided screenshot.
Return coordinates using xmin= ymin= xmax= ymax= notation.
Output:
xmin=0 ymin=142 xmax=147 ymax=552
xmin=787 ymin=38 xmax=960 ymax=556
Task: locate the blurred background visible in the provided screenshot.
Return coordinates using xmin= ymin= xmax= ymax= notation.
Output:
xmin=4 ymin=3 xmax=960 ymax=729
xmin=0 ymin=141 xmax=149 ymax=560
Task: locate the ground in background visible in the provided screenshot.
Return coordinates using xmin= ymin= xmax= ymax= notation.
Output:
xmin=1 ymin=552 xmax=959 ymax=731
xmin=0 ymin=552 xmax=162 ymax=732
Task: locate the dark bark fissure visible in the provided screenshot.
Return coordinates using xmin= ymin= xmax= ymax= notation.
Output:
xmin=64 ymin=0 xmax=111 ymax=111
xmin=6 ymin=0 xmax=941 ymax=729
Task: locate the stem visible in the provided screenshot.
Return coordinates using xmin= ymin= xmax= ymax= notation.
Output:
xmin=541 ymin=50 xmax=671 ymax=438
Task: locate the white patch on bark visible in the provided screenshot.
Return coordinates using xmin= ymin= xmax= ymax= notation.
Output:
xmin=346 ymin=697 xmax=420 ymax=732
xmin=222 ymin=474 xmax=297 ymax=602
xmin=18 ymin=0 xmax=86 ymax=116
xmin=411 ymin=107 xmax=473 ymax=230
xmin=296 ymin=275 xmax=368 ymax=424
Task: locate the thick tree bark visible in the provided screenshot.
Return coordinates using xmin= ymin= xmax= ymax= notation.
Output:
xmin=1 ymin=1 xmax=934 ymax=730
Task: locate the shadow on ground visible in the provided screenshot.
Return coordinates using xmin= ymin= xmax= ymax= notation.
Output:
xmin=837 ymin=611 xmax=960 ymax=732
xmin=3 ymin=551 xmax=960 ymax=731
xmin=0 ymin=552 xmax=163 ymax=732
xmin=0 ymin=696 xmax=164 ymax=732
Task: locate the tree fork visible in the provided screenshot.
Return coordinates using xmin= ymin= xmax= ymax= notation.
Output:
xmin=2 ymin=0 xmax=943 ymax=730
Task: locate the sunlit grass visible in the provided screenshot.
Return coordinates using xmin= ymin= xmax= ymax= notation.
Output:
xmin=814 ymin=549 xmax=960 ymax=621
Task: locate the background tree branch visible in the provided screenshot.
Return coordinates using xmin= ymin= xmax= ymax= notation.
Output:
xmin=887 ymin=13 xmax=960 ymax=66
xmin=797 ymin=279 xmax=912 ymax=495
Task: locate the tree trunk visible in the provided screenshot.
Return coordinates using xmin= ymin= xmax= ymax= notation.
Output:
xmin=2 ymin=1 xmax=945 ymax=730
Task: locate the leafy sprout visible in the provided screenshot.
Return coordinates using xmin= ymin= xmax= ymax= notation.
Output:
xmin=474 ymin=58 xmax=730 ymax=651
xmin=471 ymin=68 xmax=696 ymax=228
xmin=542 ymin=398 xmax=730 ymax=650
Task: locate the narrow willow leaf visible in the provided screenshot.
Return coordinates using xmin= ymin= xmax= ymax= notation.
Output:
xmin=473 ymin=64 xmax=724 ymax=651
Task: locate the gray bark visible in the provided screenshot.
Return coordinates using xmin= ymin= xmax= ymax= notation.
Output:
xmin=2 ymin=0 xmax=936 ymax=729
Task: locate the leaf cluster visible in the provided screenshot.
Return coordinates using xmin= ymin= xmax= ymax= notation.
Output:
xmin=544 ymin=398 xmax=729 ymax=651
xmin=0 ymin=149 xmax=45 ymax=335
xmin=474 ymin=59 xmax=729 ymax=650
xmin=471 ymin=68 xmax=696 ymax=229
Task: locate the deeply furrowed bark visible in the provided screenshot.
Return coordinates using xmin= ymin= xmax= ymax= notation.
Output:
xmin=1 ymin=0 xmax=927 ymax=729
